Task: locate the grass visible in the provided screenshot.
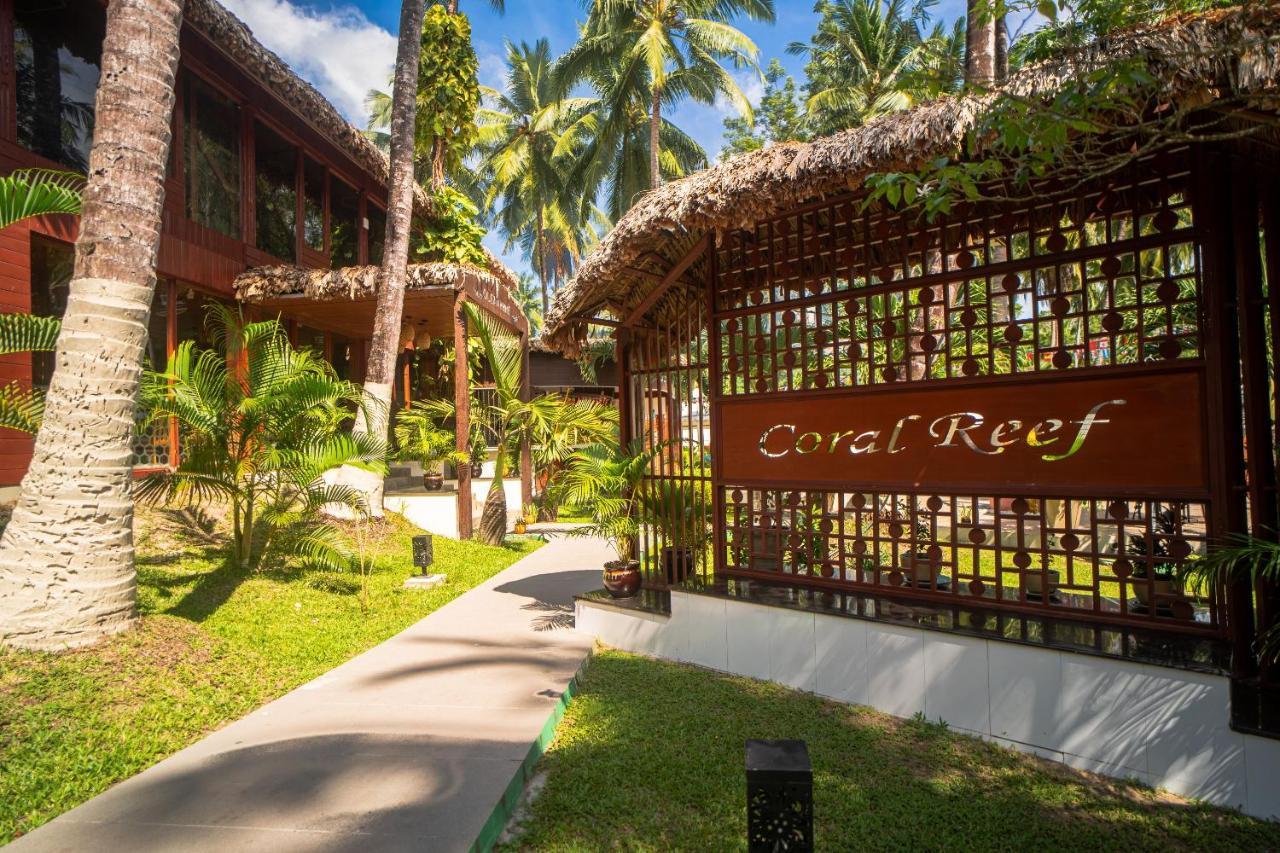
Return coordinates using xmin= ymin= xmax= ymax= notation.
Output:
xmin=502 ymin=650 xmax=1280 ymax=852
xmin=0 ymin=507 xmax=540 ymax=844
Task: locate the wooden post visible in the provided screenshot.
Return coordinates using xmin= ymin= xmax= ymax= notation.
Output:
xmin=454 ymin=293 xmax=472 ymax=539
xmin=1195 ymin=146 xmax=1254 ymax=677
xmin=520 ymin=332 xmax=533 ymax=510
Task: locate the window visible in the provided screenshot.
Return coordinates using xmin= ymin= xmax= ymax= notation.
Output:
xmin=330 ymin=178 xmax=360 ymax=267
xmin=254 ymin=122 xmax=297 ymax=262
xmin=367 ymin=203 xmax=387 ymax=266
xmin=174 ymin=287 xmax=226 ymax=350
xmin=303 ymin=157 xmax=325 ymax=252
xmin=14 ymin=0 xmax=104 ymax=170
xmin=331 ymin=334 xmax=352 ymax=380
xmin=296 ymin=325 xmax=326 ymax=357
xmin=30 ymin=238 xmax=72 ymax=387
xmin=184 ymin=78 xmax=241 ymax=239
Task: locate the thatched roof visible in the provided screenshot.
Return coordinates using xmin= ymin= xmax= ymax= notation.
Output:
xmin=187 ymin=0 xmax=434 ymax=212
xmin=234 ymin=262 xmax=488 ymax=303
xmin=541 ymin=2 xmax=1280 ymax=354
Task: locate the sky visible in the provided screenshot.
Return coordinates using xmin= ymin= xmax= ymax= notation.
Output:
xmin=219 ymin=0 xmax=984 ymax=280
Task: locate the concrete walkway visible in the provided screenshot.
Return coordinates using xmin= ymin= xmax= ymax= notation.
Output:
xmin=9 ymin=535 xmax=608 ymax=853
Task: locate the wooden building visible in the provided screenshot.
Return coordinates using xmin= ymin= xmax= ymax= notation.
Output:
xmin=547 ymin=3 xmax=1280 ymax=814
xmin=0 ymin=0 xmax=528 ymax=533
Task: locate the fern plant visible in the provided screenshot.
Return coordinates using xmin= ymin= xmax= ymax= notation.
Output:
xmin=138 ymin=305 xmax=387 ymax=571
xmin=0 ymin=169 xmax=85 ymax=434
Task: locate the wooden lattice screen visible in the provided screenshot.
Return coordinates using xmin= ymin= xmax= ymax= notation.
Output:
xmin=617 ymin=144 xmax=1280 ymax=670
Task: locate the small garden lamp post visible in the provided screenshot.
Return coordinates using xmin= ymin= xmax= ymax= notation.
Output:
xmin=412 ymin=534 xmax=434 ymax=574
xmin=745 ymin=739 xmax=813 ymax=852
xmin=404 ymin=533 xmax=445 ymax=590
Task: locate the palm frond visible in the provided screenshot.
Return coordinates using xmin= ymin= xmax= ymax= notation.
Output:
xmin=0 ymin=168 xmax=84 ymax=230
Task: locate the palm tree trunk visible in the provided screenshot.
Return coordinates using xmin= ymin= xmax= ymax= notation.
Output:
xmin=430 ymin=135 xmax=446 ymax=194
xmin=649 ymin=84 xmax=662 ymax=190
xmin=343 ymin=0 xmax=426 ymax=518
xmin=536 ymin=208 xmax=549 ymax=317
xmin=478 ymin=433 xmax=507 ymax=545
xmin=964 ymin=0 xmax=997 ymax=88
xmin=0 ymin=0 xmax=184 ymax=651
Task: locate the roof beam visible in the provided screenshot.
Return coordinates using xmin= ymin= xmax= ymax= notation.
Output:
xmin=622 ymin=233 xmax=709 ymax=328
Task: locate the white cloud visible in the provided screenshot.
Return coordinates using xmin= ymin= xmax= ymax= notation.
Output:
xmin=713 ymin=67 xmax=764 ymax=119
xmin=219 ymin=0 xmax=396 ymax=124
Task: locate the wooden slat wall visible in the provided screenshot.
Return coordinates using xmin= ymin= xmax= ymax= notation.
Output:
xmin=0 ymin=1 xmax=395 ymax=485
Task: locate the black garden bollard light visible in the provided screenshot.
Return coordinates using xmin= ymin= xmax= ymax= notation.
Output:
xmin=745 ymin=739 xmax=814 ymax=853
xmin=411 ymin=534 xmax=434 ymax=575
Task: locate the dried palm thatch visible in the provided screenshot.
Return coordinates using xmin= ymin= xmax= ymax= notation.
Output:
xmin=234 ymin=260 xmax=511 ymax=304
xmin=187 ymin=0 xmax=432 ymax=214
xmin=541 ymin=2 xmax=1280 ymax=355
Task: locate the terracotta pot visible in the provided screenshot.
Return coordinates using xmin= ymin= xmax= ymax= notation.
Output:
xmin=603 ymin=559 xmax=641 ymax=598
xmin=1024 ymin=569 xmax=1061 ymax=598
xmin=423 ymin=472 xmax=444 ymax=491
xmin=513 ymin=519 xmax=527 ymax=534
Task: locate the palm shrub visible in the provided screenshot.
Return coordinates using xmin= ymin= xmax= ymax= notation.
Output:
xmin=0 ymin=169 xmax=85 ymax=435
xmin=138 ymin=306 xmax=386 ymax=570
xmin=419 ymin=302 xmax=614 ymax=544
xmin=561 ymin=438 xmax=666 ymax=564
xmin=0 ymin=314 xmax=62 ymax=433
xmin=394 ymin=400 xmax=468 ymax=482
xmin=1182 ymin=535 xmax=1280 ymax=666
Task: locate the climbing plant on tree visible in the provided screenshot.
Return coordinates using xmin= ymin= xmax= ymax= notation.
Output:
xmin=419 ymin=4 xmax=481 ymax=191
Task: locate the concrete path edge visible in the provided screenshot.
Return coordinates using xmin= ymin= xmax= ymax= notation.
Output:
xmin=470 ymin=652 xmax=591 ymax=852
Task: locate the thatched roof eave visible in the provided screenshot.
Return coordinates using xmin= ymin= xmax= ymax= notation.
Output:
xmin=187 ymin=0 xmax=436 ymax=215
xmin=541 ymin=2 xmax=1280 ymax=355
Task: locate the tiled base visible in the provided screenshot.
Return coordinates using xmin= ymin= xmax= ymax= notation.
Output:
xmin=575 ymin=589 xmax=1279 ymax=821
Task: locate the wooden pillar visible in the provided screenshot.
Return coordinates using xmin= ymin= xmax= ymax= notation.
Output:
xmin=520 ymin=332 xmax=533 ymax=509
xmin=616 ymin=328 xmax=633 ymax=448
xmin=454 ymin=293 xmax=472 ymax=539
xmin=1195 ymin=146 xmax=1254 ymax=677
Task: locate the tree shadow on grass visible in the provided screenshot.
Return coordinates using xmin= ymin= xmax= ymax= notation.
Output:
xmin=161 ymin=553 xmax=251 ymax=625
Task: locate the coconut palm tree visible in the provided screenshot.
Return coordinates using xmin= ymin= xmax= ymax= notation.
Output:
xmin=0 ymin=0 xmax=185 ymax=651
xmin=788 ymin=0 xmax=947 ymax=135
xmin=557 ymin=0 xmax=775 ymax=193
xmin=348 ymin=0 xmax=427 ymax=519
xmin=478 ymin=39 xmax=599 ymax=315
xmin=555 ymin=53 xmax=710 ymax=221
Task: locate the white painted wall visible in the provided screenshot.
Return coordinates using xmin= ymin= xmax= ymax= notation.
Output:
xmin=576 ymin=590 xmax=1280 ymax=820
xmin=384 ymin=477 xmax=522 ymax=540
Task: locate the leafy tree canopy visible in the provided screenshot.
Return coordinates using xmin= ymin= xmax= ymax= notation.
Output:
xmin=719 ymin=59 xmax=809 ymax=160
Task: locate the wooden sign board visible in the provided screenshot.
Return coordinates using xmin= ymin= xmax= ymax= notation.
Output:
xmin=717 ymin=368 xmax=1207 ymax=497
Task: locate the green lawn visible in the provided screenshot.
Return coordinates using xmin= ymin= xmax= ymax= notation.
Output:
xmin=0 ymin=507 xmax=540 ymax=844
xmin=502 ymin=650 xmax=1280 ymax=852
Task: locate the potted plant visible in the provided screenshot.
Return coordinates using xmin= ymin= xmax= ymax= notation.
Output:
xmin=899 ymin=518 xmax=939 ymax=587
xmin=394 ymin=403 xmax=467 ymax=491
xmin=562 ymin=438 xmax=666 ymax=598
xmin=514 ymin=502 xmax=536 ymax=535
xmin=640 ymin=479 xmax=712 ymax=585
xmin=468 ymin=432 xmax=487 ymax=478
xmin=1125 ymin=508 xmax=1188 ymax=611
